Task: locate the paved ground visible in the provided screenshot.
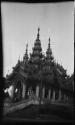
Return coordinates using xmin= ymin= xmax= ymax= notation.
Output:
xmin=3 ymin=104 xmax=74 ymax=123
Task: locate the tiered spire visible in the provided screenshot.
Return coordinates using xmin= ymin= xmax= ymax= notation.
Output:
xmin=31 ymin=28 xmax=42 ymax=61
xmin=46 ymin=37 xmax=54 ymax=61
xmin=23 ymin=43 xmax=28 ymax=64
xmin=25 ymin=44 xmax=28 ymax=56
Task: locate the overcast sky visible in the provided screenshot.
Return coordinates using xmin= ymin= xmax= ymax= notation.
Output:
xmin=1 ymin=2 xmax=74 ymax=77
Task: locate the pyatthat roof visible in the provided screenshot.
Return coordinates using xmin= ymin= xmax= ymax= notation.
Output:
xmin=5 ymin=28 xmax=72 ymax=92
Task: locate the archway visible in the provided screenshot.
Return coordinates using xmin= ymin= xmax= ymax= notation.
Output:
xmin=14 ymin=80 xmax=22 ymax=101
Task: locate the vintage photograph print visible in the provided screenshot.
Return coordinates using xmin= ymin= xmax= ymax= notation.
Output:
xmin=1 ymin=1 xmax=74 ymax=123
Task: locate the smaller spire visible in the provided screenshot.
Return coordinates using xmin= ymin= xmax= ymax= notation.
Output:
xmin=25 ymin=43 xmax=28 ymax=58
xmin=23 ymin=43 xmax=28 ymax=63
xmin=18 ymin=56 xmax=20 ymax=63
xmin=46 ymin=37 xmax=54 ymax=60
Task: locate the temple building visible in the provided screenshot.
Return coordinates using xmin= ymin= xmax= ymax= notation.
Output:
xmin=5 ymin=28 xmax=73 ymax=104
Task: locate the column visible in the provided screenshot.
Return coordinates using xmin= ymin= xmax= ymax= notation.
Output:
xmin=13 ymin=82 xmax=17 ymax=101
xmin=68 ymin=96 xmax=71 ymax=103
xmin=48 ymin=89 xmax=51 ymax=100
xmin=22 ymin=83 xmax=26 ymax=99
xmin=51 ymin=90 xmax=55 ymax=102
xmin=58 ymin=90 xmax=61 ymax=101
xmin=64 ymin=94 xmax=66 ymax=102
xmin=66 ymin=96 xmax=68 ymax=102
xmin=10 ymin=85 xmax=14 ymax=99
xmin=42 ymin=87 xmax=45 ymax=99
xmin=36 ymin=85 xmax=39 ymax=98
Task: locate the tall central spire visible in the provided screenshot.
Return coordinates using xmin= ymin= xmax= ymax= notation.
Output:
xmin=33 ymin=27 xmax=42 ymax=54
xmin=30 ymin=28 xmax=42 ymax=62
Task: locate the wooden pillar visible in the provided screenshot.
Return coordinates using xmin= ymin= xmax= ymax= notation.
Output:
xmin=51 ymin=90 xmax=55 ymax=102
xmin=36 ymin=85 xmax=39 ymax=98
xmin=68 ymin=96 xmax=70 ymax=102
xmin=42 ymin=87 xmax=45 ymax=99
xmin=58 ymin=90 xmax=61 ymax=101
xmin=66 ymin=96 xmax=68 ymax=102
xmin=64 ymin=94 xmax=66 ymax=102
xmin=22 ymin=83 xmax=26 ymax=99
xmin=13 ymin=82 xmax=17 ymax=101
xmin=10 ymin=85 xmax=14 ymax=99
xmin=48 ymin=89 xmax=51 ymax=100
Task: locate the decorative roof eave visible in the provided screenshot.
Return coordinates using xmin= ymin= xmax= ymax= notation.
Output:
xmin=57 ymin=68 xmax=62 ymax=75
xmin=6 ymin=62 xmax=24 ymax=80
xmin=19 ymin=71 xmax=28 ymax=79
xmin=6 ymin=72 xmax=17 ymax=81
xmin=6 ymin=69 xmax=28 ymax=82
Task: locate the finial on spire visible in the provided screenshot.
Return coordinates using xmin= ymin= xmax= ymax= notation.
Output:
xmin=37 ymin=27 xmax=40 ymax=39
xmin=48 ymin=37 xmax=50 ymax=49
xmin=25 ymin=43 xmax=28 ymax=56
xmin=25 ymin=43 xmax=28 ymax=57
xmin=19 ymin=56 xmax=20 ymax=60
xmin=26 ymin=43 xmax=28 ymax=52
xmin=26 ymin=43 xmax=28 ymax=48
xmin=49 ymin=37 xmax=50 ymax=43
xmin=18 ymin=56 xmax=20 ymax=63
xmin=38 ymin=27 xmax=40 ymax=34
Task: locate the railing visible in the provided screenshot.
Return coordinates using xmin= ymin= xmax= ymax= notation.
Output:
xmin=3 ymin=97 xmax=35 ymax=115
xmin=4 ymin=98 xmax=32 ymax=107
